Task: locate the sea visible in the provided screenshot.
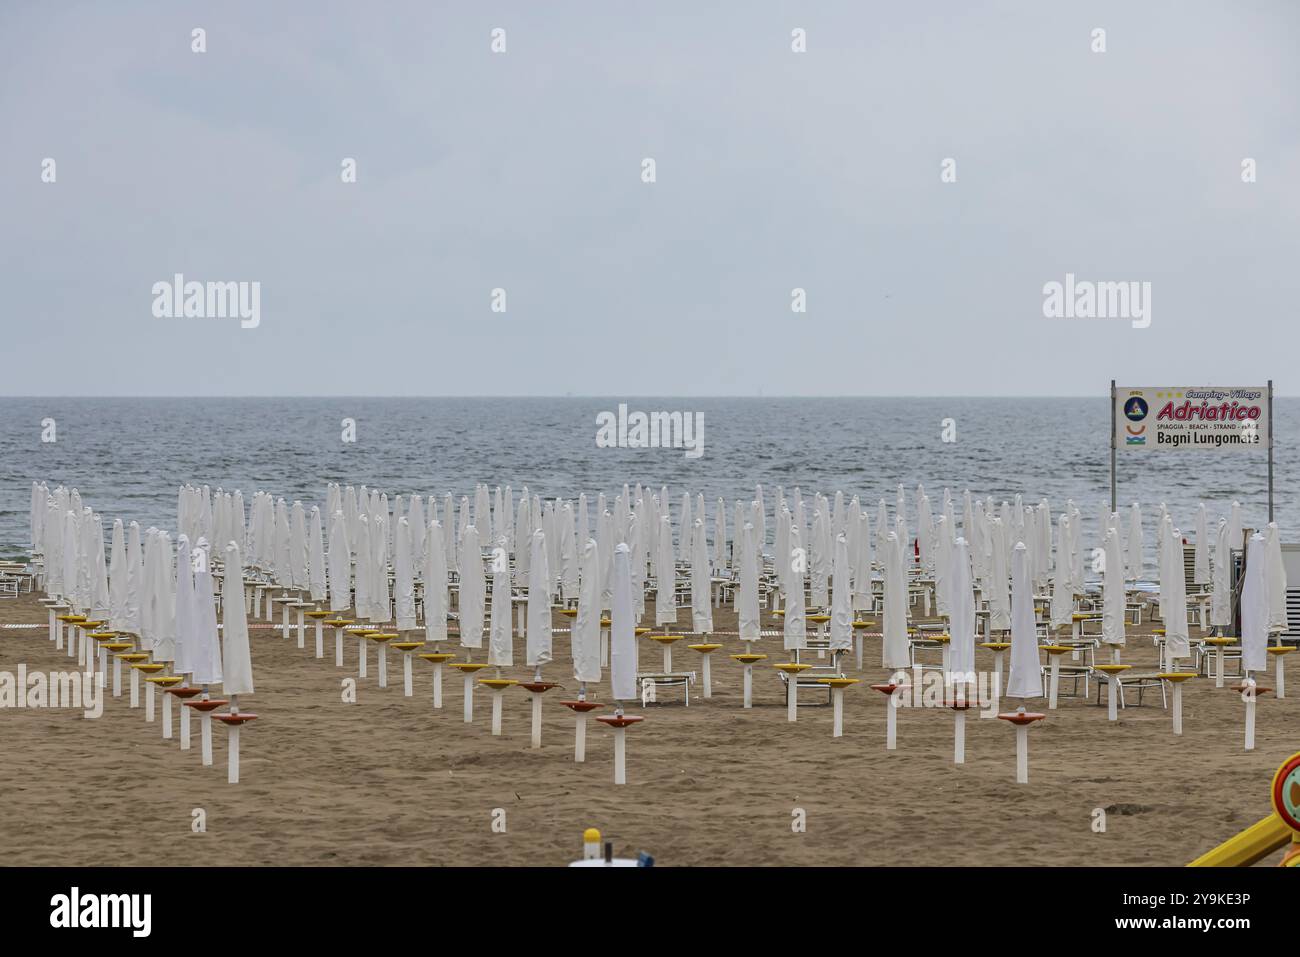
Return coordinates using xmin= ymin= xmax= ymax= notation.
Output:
xmin=0 ymin=397 xmax=1289 ymax=556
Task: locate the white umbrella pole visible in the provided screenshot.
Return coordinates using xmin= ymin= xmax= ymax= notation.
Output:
xmin=228 ymin=724 xmax=240 ymax=784
xmin=112 ymin=656 xmax=122 ymax=698
xmin=491 ymin=690 xmax=503 ymax=735
xmin=1216 ymin=645 xmax=1225 ymax=687
xmin=1277 ymin=655 xmax=1286 ymax=699
xmin=377 ymin=644 xmax=388 ymax=687
xmin=463 ymin=676 xmax=474 ymax=722
xmin=530 ymin=693 xmax=543 ymax=748
xmin=145 ymin=681 xmax=155 ymax=722
xmin=743 ymin=664 xmax=754 ymax=708
xmin=180 ymin=693 xmax=192 ymax=749
xmin=296 ymin=609 xmax=306 ymax=649
xmin=67 ymin=624 xmax=77 ymax=660
xmin=1172 ymin=683 xmax=1184 ymax=735
xmin=831 ymin=688 xmax=844 ymax=737
xmin=334 ymin=627 xmax=344 ymax=667
xmin=403 ymin=653 xmax=413 ymax=696
xmin=129 ymin=668 xmax=140 ymax=708
xmin=201 ymin=696 xmax=214 ymax=766
xmin=432 ymin=663 xmax=443 ymax=708
xmin=162 ymin=691 xmax=172 ymax=739
xmin=97 ymin=646 xmax=107 ymax=688
xmin=1015 ymin=726 xmax=1029 ymax=783
xmin=613 ymin=727 xmax=627 ymax=784
xmin=281 ymin=603 xmax=289 ymax=638
xmin=1245 ymin=681 xmax=1257 ymax=751
xmin=954 ymin=711 xmax=966 ymax=764
xmin=55 ymin=618 xmax=63 ymax=649
xmin=786 ymin=678 xmax=798 ymax=722
xmin=47 ymin=607 xmax=56 ymax=643
xmin=886 ymin=696 xmax=897 ymax=750
xmin=1107 ymin=676 xmax=1119 ymax=722
xmin=1048 ymin=655 xmax=1060 ymax=710
xmin=358 ymin=637 xmax=367 ymax=678
xmin=575 ymin=713 xmax=588 ymax=762
xmin=315 ymin=620 xmax=324 ymax=658
xmin=701 ymin=654 xmax=712 ymax=698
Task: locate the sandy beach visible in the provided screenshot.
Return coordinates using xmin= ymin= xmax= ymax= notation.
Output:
xmin=1 ymin=590 xmax=1293 ymax=867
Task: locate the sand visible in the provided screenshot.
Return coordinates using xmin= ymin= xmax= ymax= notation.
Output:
xmin=0 ymin=590 xmax=1295 ymax=867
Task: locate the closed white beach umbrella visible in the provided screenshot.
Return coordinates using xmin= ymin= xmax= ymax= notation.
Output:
xmin=656 ymin=515 xmax=676 ymax=627
xmin=151 ymin=532 xmax=177 ymax=664
xmin=124 ymin=521 xmax=143 ymax=634
xmin=853 ymin=511 xmax=873 ymax=611
xmin=882 ymin=532 xmax=909 ymax=671
xmin=173 ymin=535 xmax=195 ymax=677
xmin=1194 ymin=503 xmax=1211 ymax=585
xmin=408 ymin=496 xmax=426 ymax=573
xmin=189 ymin=540 xmax=223 ymax=687
xmin=1163 ymin=523 xmax=1190 ymax=660
xmin=691 ymin=519 xmax=713 ymax=635
xmin=394 ymin=518 xmax=416 ymax=631
xmin=515 ymin=495 xmax=531 ymax=580
xmin=109 ymin=519 xmax=127 ymax=632
xmin=573 ymin=538 xmax=601 ymax=683
xmin=1049 ymin=515 xmax=1073 ymax=630
xmin=1126 ymin=504 xmax=1143 ymax=580
xmin=934 ymin=515 xmax=951 ymax=618
xmin=371 ymin=515 xmax=391 ymax=624
xmin=1006 ymin=542 xmax=1040 ymax=698
xmin=309 ymin=506 xmax=327 ymax=603
xmin=487 ymin=535 xmax=513 ymax=667
xmin=1265 ymin=522 xmax=1288 ymax=633
xmin=988 ymin=517 xmax=1011 ymax=631
xmin=526 ymin=529 xmax=552 ymax=668
xmin=90 ymin=515 xmax=111 ymax=619
xmin=784 ymin=523 xmax=807 ymax=652
xmin=290 ymin=502 xmax=309 ymax=589
xmin=738 ymin=523 xmax=761 ymax=642
xmin=917 ymin=492 xmax=933 ymax=572
xmin=221 ymin=543 xmax=254 ymax=696
xmin=609 ymin=543 xmax=638 ymax=702
xmin=829 ymin=531 xmax=852 ymax=653
xmin=559 ymin=503 xmax=578 ymax=602
xmin=1210 ymin=519 xmax=1232 ymax=627
xmin=679 ymin=493 xmax=692 ymax=565
xmin=274 ymin=500 xmax=292 ymax=587
xmin=809 ymin=510 xmax=830 ymax=608
xmin=713 ymin=498 xmax=726 ymax=572
xmin=459 ymin=525 xmax=485 ymax=652
xmin=353 ymin=516 xmax=373 ymax=621
xmin=328 ymin=510 xmax=351 ymax=612
xmin=423 ymin=520 xmax=449 ymax=643
xmin=948 ymin=537 xmax=976 ymax=684
xmin=1228 ymin=501 xmax=1242 ymax=550
xmin=1240 ymin=532 xmax=1268 ymax=673
xmin=1102 ymin=526 xmax=1126 ymax=649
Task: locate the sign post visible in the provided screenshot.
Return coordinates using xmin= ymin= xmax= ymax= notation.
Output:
xmin=1111 ymin=385 xmax=1272 ymax=517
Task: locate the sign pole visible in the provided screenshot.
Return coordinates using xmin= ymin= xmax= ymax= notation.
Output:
xmin=1268 ymin=379 xmax=1274 ymax=523
xmin=1109 ymin=379 xmax=1117 ymax=513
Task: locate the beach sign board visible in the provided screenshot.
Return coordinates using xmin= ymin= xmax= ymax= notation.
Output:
xmin=1115 ymin=386 xmax=1268 ymax=451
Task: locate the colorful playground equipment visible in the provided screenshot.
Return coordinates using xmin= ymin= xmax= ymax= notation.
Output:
xmin=1189 ymin=751 xmax=1300 ymax=867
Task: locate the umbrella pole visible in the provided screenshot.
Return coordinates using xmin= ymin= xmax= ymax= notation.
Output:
xmin=701 ymin=653 xmax=712 ymax=697
xmin=179 ymin=679 xmax=192 ymax=749
xmin=403 ymin=651 xmax=413 ymax=696
xmin=335 ymin=626 xmax=344 ymax=667
xmin=1216 ymin=645 xmax=1225 ymax=687
xmin=463 ymin=676 xmax=474 ymax=722
xmin=954 ymin=710 xmax=965 ymax=764
xmin=831 ymin=687 xmax=844 ymax=737
xmin=162 ymin=689 xmax=172 ymax=739
xmin=228 ymin=725 xmax=240 ymax=783
xmin=97 ymin=645 xmax=107 ymax=688
xmin=129 ymin=667 xmax=140 ymax=708
xmin=1015 ymin=725 xmax=1029 ymax=783
xmin=145 ymin=680 xmax=155 ymax=722
xmin=432 ymin=662 xmax=443 ymax=708
xmin=112 ymin=654 xmax=122 ymax=698
xmin=1244 ymin=678 xmax=1257 ymax=751
xmin=613 ymin=727 xmax=627 ymax=784
xmin=200 ymin=686 xmax=214 ymax=766
xmin=315 ymin=619 xmax=324 ymax=658
xmin=358 ymin=636 xmax=367 ymax=678
xmin=887 ymin=696 xmax=897 ymax=750
xmin=377 ymin=643 xmax=387 ymax=688
xmin=1172 ymin=683 xmax=1184 ymax=735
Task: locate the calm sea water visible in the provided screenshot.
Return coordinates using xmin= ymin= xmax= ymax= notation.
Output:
xmin=0 ymin=397 xmax=1289 ymax=554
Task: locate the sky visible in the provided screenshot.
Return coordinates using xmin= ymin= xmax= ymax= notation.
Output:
xmin=1 ymin=1 xmax=1297 ymax=396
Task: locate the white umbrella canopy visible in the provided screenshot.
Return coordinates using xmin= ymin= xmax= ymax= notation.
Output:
xmin=328 ymin=510 xmax=351 ymax=612
xmin=1194 ymin=503 xmax=1211 ymax=585
xmin=1102 ymin=526 xmax=1126 ymax=649
xmin=573 ymin=538 xmax=602 ymax=684
xmin=738 ymin=523 xmax=761 ymax=642
xmin=809 ymin=510 xmax=830 ymax=608
xmin=1126 ymin=504 xmax=1143 ymax=580
xmin=221 ymin=542 xmax=255 ymax=697
xmin=423 ymin=520 xmax=449 ymax=643
xmin=286 ymin=503 xmax=309 ymax=591
xmin=656 ymin=515 xmax=676 ymax=627
xmin=882 ymin=532 xmax=910 ymax=672
xmin=559 ymin=503 xmax=578 ymax=602
xmin=515 ymin=495 xmax=531 ymax=580
xmin=1049 ymin=515 xmax=1073 ymax=630
xmin=690 ymin=519 xmax=713 ymax=635
xmin=189 ymin=540 xmax=223 ymax=687
xmin=443 ymin=493 xmax=458 ymax=572
xmin=1164 ymin=523 xmax=1190 ymax=660
xmin=408 ymin=495 xmax=426 ymax=573
xmin=1210 ymin=519 xmax=1232 ymax=627
xmin=1006 ymin=542 xmax=1041 ymax=698
xmin=173 ymin=534 xmax=195 ymax=677
xmin=43 ymin=500 xmax=63 ymax=599
xmin=713 ymin=497 xmax=726 ymax=572
xmin=232 ymin=490 xmax=246 ymax=551
xmin=1265 ymin=522 xmax=1288 ymax=633
xmin=575 ymin=493 xmax=589 ymax=560
xmin=988 ymin=517 xmax=1011 ymax=631
xmin=597 ymin=509 xmax=614 ymax=611
xmin=679 ymin=492 xmax=692 ymax=565
xmin=526 ymin=529 xmax=553 ymax=668
xmin=75 ymin=509 xmax=94 ymax=614
xmin=309 ymin=506 xmax=328 ymax=603
xmin=274 ymin=499 xmax=292 ymax=587
xmin=394 ymin=518 xmax=417 ymax=631
xmin=140 ymin=528 xmax=159 ymax=643
xmin=353 ymin=515 xmax=374 ymax=621
xmin=917 ymin=492 xmax=933 ymax=572
xmin=627 ymin=506 xmax=646 ymax=619
xmin=933 ymin=515 xmax=951 ymax=618
xmin=853 ymin=511 xmax=874 ymax=611
xmin=458 ymin=524 xmax=486 ymax=652
xmin=783 ymin=523 xmax=807 ymax=652
xmin=1228 ymin=501 xmax=1242 ymax=550
xmin=609 ymin=543 xmax=638 ymax=702
xmin=124 ymin=521 xmax=143 ymax=634
xmin=475 ymin=485 xmax=492 ymax=543
xmin=947 ymin=537 xmax=976 ymax=684
xmin=109 ymin=518 xmax=128 ymax=632
xmin=1156 ymin=512 xmax=1174 ymax=623
xmin=829 ymin=531 xmax=852 ymax=653
xmin=150 ymin=531 xmax=177 ymax=664
xmin=370 ymin=515 xmax=391 ymax=624
xmin=1240 ymin=532 xmax=1268 ymax=674
xmin=487 ymin=535 xmax=513 ymax=668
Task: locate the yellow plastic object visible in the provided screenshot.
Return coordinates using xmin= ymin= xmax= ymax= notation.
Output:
xmin=391 ymin=642 xmax=424 ymax=651
xmin=979 ymin=642 xmax=1011 ymax=651
xmin=1040 ymin=645 xmax=1071 ymax=655
xmin=773 ymin=662 xmax=812 ymax=674
xmin=1189 ymin=814 xmax=1291 ymax=867
xmin=851 ymin=620 xmax=876 ymax=629
xmin=1156 ymin=671 xmax=1197 ymax=683
xmin=650 ymin=634 xmax=683 ymax=645
xmin=584 ymin=827 xmax=601 ymax=843
xmin=419 ymin=652 xmax=456 ymax=662
xmin=448 ymin=662 xmax=489 ymax=673
xmin=807 ymin=614 xmax=831 ymax=623
xmin=634 ymin=627 xmax=652 ymax=636
xmin=688 ymin=643 xmax=722 ymax=653
xmin=101 ymin=642 xmax=133 ymax=652
xmin=818 ymin=677 xmax=860 ymax=688
xmin=146 ymin=675 xmax=184 ymax=686
xmin=731 ymin=653 xmax=768 ymax=664
xmin=305 ymin=610 xmax=332 ymax=619
xmin=368 ymin=632 xmax=397 ymax=642
xmin=1203 ymin=636 xmax=1238 ymax=645
xmin=132 ymin=662 xmax=165 ymax=673
xmin=116 ymin=652 xmax=150 ymax=662
xmin=1267 ymin=646 xmax=1295 ymax=656
xmin=1094 ymin=664 xmax=1132 ymax=675
xmin=479 ymin=678 xmax=518 ymax=690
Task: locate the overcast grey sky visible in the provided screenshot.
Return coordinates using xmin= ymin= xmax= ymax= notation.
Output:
xmin=2 ymin=1 xmax=1296 ymax=396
